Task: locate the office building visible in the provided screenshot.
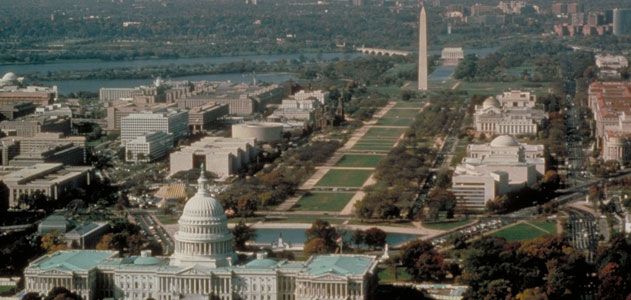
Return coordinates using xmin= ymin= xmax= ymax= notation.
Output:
xmin=0 ymin=116 xmax=72 ymax=137
xmin=588 ymin=82 xmax=631 ymax=164
xmin=292 ymin=90 xmax=329 ymax=104
xmin=169 ymin=137 xmax=257 ymax=179
xmin=452 ymin=135 xmax=545 ymax=210
xmin=0 ymin=133 xmax=87 ymax=166
xmin=64 ymin=222 xmax=110 ymax=250
xmin=187 ymin=103 xmax=229 ymax=133
xmin=125 ymin=131 xmax=174 ymax=163
xmin=24 ymin=171 xmax=377 ymax=300
xmin=2 ymin=163 xmax=93 ymax=208
xmin=613 ymin=8 xmax=631 ymax=36
xmin=0 ymin=102 xmax=36 ymax=121
xmin=0 ymin=74 xmax=56 ymax=107
xmin=121 ymin=110 xmax=188 ymax=145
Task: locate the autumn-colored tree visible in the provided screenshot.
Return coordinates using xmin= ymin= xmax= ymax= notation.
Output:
xmin=303 ymin=238 xmax=328 ymax=255
xmin=40 ymin=231 xmax=68 ymax=253
xmin=515 ymin=288 xmax=549 ymax=300
xmin=305 ymin=220 xmax=338 ymax=253
xmin=400 ymin=240 xmax=445 ymax=281
xmin=96 ymin=233 xmax=113 ymax=250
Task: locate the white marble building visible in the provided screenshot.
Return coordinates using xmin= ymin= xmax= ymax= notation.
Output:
xmin=452 ymin=135 xmax=545 ymax=210
xmin=24 ymin=171 xmax=377 ymax=300
xmin=474 ymin=91 xmax=546 ymax=136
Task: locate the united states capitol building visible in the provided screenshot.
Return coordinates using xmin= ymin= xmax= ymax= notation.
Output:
xmin=474 ymin=91 xmax=546 ymax=136
xmin=23 ymin=171 xmax=377 ymax=300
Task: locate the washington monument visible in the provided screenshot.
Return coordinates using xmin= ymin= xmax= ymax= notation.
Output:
xmin=418 ymin=5 xmax=428 ymax=91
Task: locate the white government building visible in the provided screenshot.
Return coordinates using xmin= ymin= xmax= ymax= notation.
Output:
xmin=24 ymin=171 xmax=378 ymax=300
xmin=452 ymin=135 xmax=545 ymax=210
xmin=474 ymin=91 xmax=546 ymax=136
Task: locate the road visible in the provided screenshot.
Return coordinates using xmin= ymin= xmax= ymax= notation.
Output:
xmin=131 ymin=212 xmax=175 ymax=255
xmin=565 ymin=208 xmax=600 ymax=262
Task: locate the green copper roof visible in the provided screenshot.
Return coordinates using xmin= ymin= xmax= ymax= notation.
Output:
xmin=34 ymin=250 xmax=117 ymax=272
xmin=305 ymin=255 xmax=374 ymax=277
xmin=244 ymin=258 xmax=279 ymax=269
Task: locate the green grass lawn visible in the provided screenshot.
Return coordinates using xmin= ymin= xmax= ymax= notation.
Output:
xmin=378 ymin=267 xmax=414 ymax=283
xmin=0 ymin=285 xmax=16 ymax=294
xmin=293 ymin=192 xmax=355 ymax=211
xmin=376 ymin=118 xmax=415 ymax=126
xmin=155 ymin=214 xmax=180 ymax=225
xmin=335 ymin=154 xmax=384 ymax=168
xmin=492 ymin=220 xmax=557 ymax=241
xmin=315 ymin=169 xmax=373 ymax=187
xmin=363 ymin=127 xmax=406 ymax=139
xmin=423 ymin=219 xmax=474 ymax=230
xmin=394 ymin=101 xmax=423 ymax=108
xmin=384 ymin=109 xmax=420 ymax=119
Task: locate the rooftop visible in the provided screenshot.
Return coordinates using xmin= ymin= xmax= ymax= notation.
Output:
xmin=304 ymin=255 xmax=375 ymax=277
xmin=30 ymin=250 xmax=117 ymax=272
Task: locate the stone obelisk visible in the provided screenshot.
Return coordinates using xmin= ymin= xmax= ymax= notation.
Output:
xmin=418 ymin=5 xmax=428 ymax=91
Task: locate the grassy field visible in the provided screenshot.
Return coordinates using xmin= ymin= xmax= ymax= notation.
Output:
xmin=155 ymin=213 xmax=180 ymax=225
xmin=423 ymin=219 xmax=475 ymax=230
xmin=394 ymin=101 xmax=423 ymax=108
xmin=335 ymin=154 xmax=384 ymax=167
xmin=362 ymin=127 xmax=406 ymax=139
xmin=293 ymin=192 xmax=355 ymax=211
xmin=376 ymin=118 xmax=416 ymax=126
xmin=315 ymin=169 xmax=373 ymax=187
xmin=492 ymin=220 xmax=557 ymax=241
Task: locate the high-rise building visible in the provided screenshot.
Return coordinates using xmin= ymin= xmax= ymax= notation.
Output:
xmin=120 ymin=110 xmax=188 ymax=145
xmin=613 ymin=8 xmax=631 ymax=36
xmin=418 ymin=6 xmax=428 ymax=91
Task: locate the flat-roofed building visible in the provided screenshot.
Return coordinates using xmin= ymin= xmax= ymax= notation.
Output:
xmin=1 ymin=133 xmax=87 ymax=166
xmin=0 ymin=102 xmax=36 ymax=121
xmin=105 ymin=102 xmax=176 ymax=131
xmin=0 ymin=115 xmax=72 ymax=137
xmin=0 ymin=86 xmax=56 ymax=107
xmin=452 ymin=135 xmax=545 ymax=210
xmin=169 ymin=137 xmax=257 ymax=178
xmin=125 ymin=131 xmax=174 ymax=162
xmin=589 ymin=82 xmax=631 ymax=164
xmin=293 ymin=90 xmax=329 ymax=104
xmin=120 ymin=110 xmax=188 ymax=145
xmin=2 ymin=163 xmax=93 ymax=208
xmin=64 ymin=222 xmax=109 ymax=249
xmin=178 ymin=82 xmax=286 ymax=115
xmin=38 ymin=214 xmax=71 ymax=235
xmin=99 ymin=87 xmax=144 ymax=102
xmin=268 ymin=98 xmax=320 ymax=124
xmin=35 ymin=104 xmax=73 ymax=118
xmin=187 ymin=103 xmax=229 ymax=133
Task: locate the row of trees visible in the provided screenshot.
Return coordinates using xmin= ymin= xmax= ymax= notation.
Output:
xmin=218 ymin=140 xmax=342 ymax=216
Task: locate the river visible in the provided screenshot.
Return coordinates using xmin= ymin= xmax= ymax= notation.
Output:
xmin=0 ymin=48 xmax=497 ymax=94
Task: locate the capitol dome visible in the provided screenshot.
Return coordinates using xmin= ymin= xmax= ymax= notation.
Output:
xmin=482 ymin=97 xmax=500 ymax=109
xmin=490 ymin=135 xmax=520 ymax=147
xmin=170 ymin=167 xmax=235 ymax=268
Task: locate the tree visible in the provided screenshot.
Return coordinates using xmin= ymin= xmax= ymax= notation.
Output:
xmin=232 ymin=220 xmax=256 ymax=251
xmin=351 ymin=230 xmax=365 ymax=248
xmin=96 ymin=233 xmax=113 ymax=250
xmin=363 ymin=227 xmax=386 ymax=249
xmin=22 ymin=293 xmax=42 ymax=300
xmin=400 ymin=240 xmax=445 ymax=281
xmin=305 ymin=220 xmax=338 ymax=253
xmin=44 ymin=287 xmax=81 ymax=300
xmin=40 ymin=231 xmax=68 ymax=253
xmin=427 ymin=188 xmax=456 ymax=219
xmin=304 ymin=238 xmax=328 ymax=255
